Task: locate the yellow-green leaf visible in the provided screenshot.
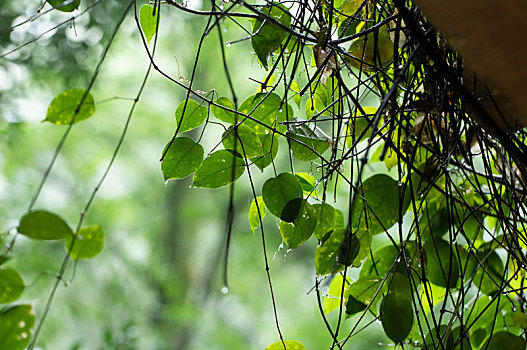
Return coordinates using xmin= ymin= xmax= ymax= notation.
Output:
xmin=44 ymin=88 xmax=95 ymax=125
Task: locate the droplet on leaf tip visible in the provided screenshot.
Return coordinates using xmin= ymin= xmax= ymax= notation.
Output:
xmin=221 ymin=286 xmax=229 ymax=294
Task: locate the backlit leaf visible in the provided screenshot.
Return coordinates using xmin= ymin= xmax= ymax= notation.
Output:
xmin=249 ymin=196 xmax=266 ymax=233
xmin=324 ymin=274 xmax=351 ymax=314
xmin=315 ymin=228 xmax=360 ymax=275
xmin=0 ymin=304 xmax=35 ymax=350
xmin=346 ymin=275 xmax=382 ymax=316
xmin=262 ymin=173 xmax=303 ymax=218
xmin=44 ymin=88 xmax=95 ymax=125
xmin=251 ymin=134 xmax=279 ymax=171
xmin=18 ymin=210 xmax=73 ymax=240
xmin=139 ymin=4 xmax=160 ymax=44
xmin=0 ymin=268 xmax=25 ymax=304
xmin=192 ymin=150 xmax=245 ymax=188
xmin=279 ymin=200 xmax=317 ymax=248
xmin=265 ymin=340 xmax=306 ymax=350
xmin=161 ymin=137 xmax=204 ymax=180
xmin=380 ymin=291 xmax=413 ymax=344
xmin=251 ymin=4 xmax=291 ymax=69
xmin=238 ymin=93 xmax=292 ymax=134
xmin=210 ymin=97 xmax=238 ymax=124
xmin=222 ymin=125 xmax=264 ymax=157
xmin=312 ymin=203 xmax=335 ymax=239
xmin=288 ymin=119 xmax=332 ymax=161
xmin=65 ymin=225 xmax=104 ymax=260
xmin=175 ymin=99 xmax=208 ymax=133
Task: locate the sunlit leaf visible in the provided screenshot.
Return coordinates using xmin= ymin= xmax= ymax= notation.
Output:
xmin=192 ymin=150 xmax=245 ymax=188
xmin=175 ymin=99 xmax=208 ymax=133
xmin=238 ymin=93 xmax=292 ymax=134
xmin=161 ymin=137 xmax=204 ymax=180
xmin=210 ymin=97 xmax=238 ymax=124
xmin=0 ymin=268 xmax=25 ymax=304
xmin=249 ymin=196 xmax=266 ymax=233
xmin=222 ymin=125 xmax=264 ymax=157
xmin=345 ymin=275 xmax=382 ymax=316
xmin=139 ymin=4 xmax=160 ymax=44
xmin=279 ymin=199 xmax=317 ymax=248
xmin=65 ymin=225 xmax=104 ymax=260
xmin=345 ymin=106 xmax=378 ymax=147
xmin=420 ymin=281 xmax=445 ymax=315
xmin=44 ymin=88 xmax=95 ymax=125
xmin=315 ymin=228 xmax=360 ymax=276
xmin=312 ymin=203 xmax=335 ymax=239
xmin=0 ymin=304 xmax=35 ymax=350
xmin=264 ymin=340 xmax=306 ymax=350
xmin=18 ymin=210 xmax=73 ymax=240
xmin=295 ymin=172 xmax=317 ymax=196
xmin=251 ymin=4 xmax=291 ymax=69
xmin=324 ymin=274 xmax=351 ymax=314
xmin=251 ymin=134 xmax=279 ymax=171
xmin=262 ymin=173 xmax=303 ymax=218
xmin=487 ymin=331 xmax=526 ymax=350
xmin=288 ymin=119 xmax=332 ymax=161
xmin=47 ymin=0 xmax=80 ymax=12
xmin=290 ymin=81 xmax=302 ymax=106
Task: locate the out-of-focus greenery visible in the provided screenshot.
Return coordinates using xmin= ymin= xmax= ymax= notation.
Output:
xmin=1 ymin=1 xmax=381 ymax=349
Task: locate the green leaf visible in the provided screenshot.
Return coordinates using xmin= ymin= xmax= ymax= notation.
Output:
xmin=288 ymin=119 xmax=332 ymax=161
xmin=175 ymin=99 xmax=208 ymax=133
xmin=352 ymin=174 xmax=410 ymax=235
xmin=471 ymin=249 xmax=504 ymax=296
xmin=315 ymin=228 xmax=360 ymax=276
xmin=324 ymin=274 xmax=350 ymax=314
xmin=44 ymin=88 xmax=95 ymax=125
xmin=334 ymin=209 xmax=345 ymax=228
xmin=65 ymin=225 xmax=104 ymax=260
xmin=312 ymin=203 xmax=335 ymax=239
xmin=249 ymin=196 xmax=266 ymax=233
xmin=423 ymin=325 xmax=454 ymax=349
xmin=512 ymin=311 xmax=527 ymax=328
xmin=352 ymin=228 xmax=372 ymax=267
xmin=192 ymin=150 xmax=245 ymax=188
xmin=161 ymin=137 xmax=204 ymax=181
xmin=47 ymin=0 xmax=80 ymax=12
xmin=345 ymin=106 xmax=378 ymax=147
xmin=380 ymin=291 xmax=414 ymax=344
xmin=18 ymin=210 xmax=73 ymax=240
xmin=262 ymin=173 xmax=303 ymax=218
xmin=360 ymin=245 xmax=400 ymax=278
xmin=238 ymin=93 xmax=291 ymax=134
xmin=487 ymin=331 xmax=526 ymax=350
xmin=424 ymin=239 xmax=459 ymax=289
xmin=346 ymin=275 xmax=382 ymax=316
xmin=290 ymin=81 xmax=302 ymax=106
xmin=279 ymin=200 xmax=317 ymax=248
xmin=419 ymin=200 xmax=450 ymax=241
xmin=0 ymin=268 xmax=25 ymax=304
xmin=0 ymin=304 xmax=35 ymax=350
xmin=211 ymin=97 xmax=238 ymax=124
xmin=251 ymin=134 xmax=279 ymax=171
xmin=264 ymin=340 xmax=306 ymax=350
xmin=222 ymin=125 xmax=264 ymax=157
xmin=251 ymin=4 xmax=291 ymax=69
xmin=295 ymin=172 xmax=318 ymax=196
xmin=139 ymin=5 xmax=160 ymax=44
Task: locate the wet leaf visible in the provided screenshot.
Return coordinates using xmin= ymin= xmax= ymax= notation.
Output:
xmin=249 ymin=196 xmax=266 ymax=233
xmin=345 ymin=275 xmax=382 ymax=316
xmin=251 ymin=134 xmax=279 ymax=171
xmin=0 ymin=304 xmax=35 ymax=350
xmin=312 ymin=203 xmax=335 ymax=239
xmin=238 ymin=93 xmax=292 ymax=134
xmin=222 ymin=125 xmax=264 ymax=157
xmin=211 ymin=97 xmax=238 ymax=124
xmin=161 ymin=137 xmax=204 ymax=180
xmin=65 ymin=225 xmax=104 ymax=260
xmin=175 ymin=99 xmax=208 ymax=133
xmin=288 ymin=119 xmax=331 ymax=161
xmin=315 ymin=228 xmax=360 ymax=275
xmin=0 ymin=268 xmax=25 ymax=304
xmin=262 ymin=173 xmax=303 ymax=218
xmin=380 ymin=291 xmax=413 ymax=344
xmin=279 ymin=199 xmax=317 ymax=248
xmin=192 ymin=150 xmax=245 ymax=188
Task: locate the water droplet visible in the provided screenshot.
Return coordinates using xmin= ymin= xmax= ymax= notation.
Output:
xmin=219 ymin=3 xmax=224 ymax=10
xmin=286 ymin=249 xmax=292 ymax=253
xmin=278 ymin=108 xmax=283 ymax=113
xmin=226 ymin=42 xmax=231 ymax=48
xmin=398 ymin=181 xmax=402 ymax=186
xmin=221 ymin=286 xmax=229 ymax=294
xmin=261 ymin=88 xmax=267 ymax=93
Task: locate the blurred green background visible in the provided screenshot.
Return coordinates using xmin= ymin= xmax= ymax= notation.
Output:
xmin=0 ymin=1 xmax=384 ymax=348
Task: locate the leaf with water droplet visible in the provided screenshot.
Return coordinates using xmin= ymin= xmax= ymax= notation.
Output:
xmin=161 ymin=137 xmax=204 ymax=181
xmin=312 ymin=203 xmax=335 ymax=239
xmin=65 ymin=225 xmax=104 ymax=260
xmin=238 ymin=93 xmax=292 ymax=134
xmin=0 ymin=268 xmax=25 ymax=304
xmin=345 ymin=275 xmax=382 ymax=316
xmin=288 ymin=118 xmax=331 ymax=161
xmin=279 ymin=199 xmax=317 ymax=248
xmin=315 ymin=228 xmax=360 ymax=275
xmin=262 ymin=173 xmax=303 ymax=218
xmin=175 ymin=99 xmax=208 ymax=133
xmin=251 ymin=4 xmax=291 ymax=69
xmin=44 ymin=88 xmax=95 ymax=125
xmin=192 ymin=150 xmax=245 ymax=188
xmin=323 ymin=274 xmax=351 ymax=314
xmin=249 ymin=196 xmax=266 ymax=233
xmin=222 ymin=125 xmax=264 ymax=157
xmin=0 ymin=304 xmax=35 ymax=350
xmin=139 ymin=4 xmax=160 ymax=44
xmin=18 ymin=210 xmax=73 ymax=240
